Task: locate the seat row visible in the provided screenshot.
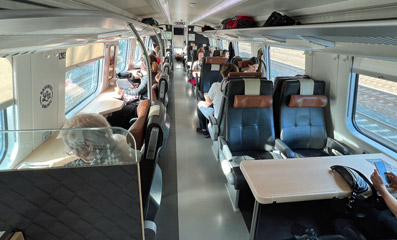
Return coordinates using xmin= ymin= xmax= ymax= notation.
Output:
xmin=205 ymin=76 xmax=350 ymax=210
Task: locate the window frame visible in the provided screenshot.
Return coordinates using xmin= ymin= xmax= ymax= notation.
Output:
xmin=0 ymin=110 xmax=7 ymax=164
xmin=65 ymin=58 xmax=104 ymax=118
xmin=350 ymin=71 xmax=397 ymax=152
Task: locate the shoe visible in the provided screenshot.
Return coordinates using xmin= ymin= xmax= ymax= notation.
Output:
xmin=196 ymin=128 xmax=209 ymax=136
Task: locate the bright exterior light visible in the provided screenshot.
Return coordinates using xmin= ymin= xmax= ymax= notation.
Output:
xmin=190 ymin=0 xmax=246 ymax=24
xmin=159 ymin=0 xmax=171 ymax=24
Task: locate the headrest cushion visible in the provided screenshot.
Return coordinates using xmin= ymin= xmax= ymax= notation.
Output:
xmin=237 ymin=60 xmax=250 ymax=69
xmin=205 ymin=57 xmax=227 ymax=65
xmin=288 ymin=95 xmax=328 ymax=108
xmin=228 ymin=72 xmax=262 ymax=77
xmin=234 ymin=95 xmax=272 ymax=108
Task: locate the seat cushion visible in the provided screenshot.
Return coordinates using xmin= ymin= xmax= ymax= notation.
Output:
xmin=232 ymin=151 xmax=274 ymax=160
xmin=293 ymin=148 xmax=328 ymax=158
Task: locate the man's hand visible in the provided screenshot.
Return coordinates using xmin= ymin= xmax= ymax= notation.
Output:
xmin=371 ymin=169 xmax=387 ymax=192
xmin=197 ymin=101 xmax=206 ymax=108
xmin=386 ymin=172 xmax=397 ymax=188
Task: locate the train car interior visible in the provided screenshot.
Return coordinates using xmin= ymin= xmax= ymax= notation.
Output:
xmin=1 ymin=0 xmax=397 ymax=240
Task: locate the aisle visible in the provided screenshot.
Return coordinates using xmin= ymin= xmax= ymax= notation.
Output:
xmin=172 ymin=63 xmax=248 ymax=239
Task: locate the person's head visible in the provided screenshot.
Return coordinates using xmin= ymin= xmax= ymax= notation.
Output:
xmin=155 ymin=46 xmax=161 ymax=54
xmin=247 ymin=57 xmax=259 ymax=72
xmin=148 ymin=54 xmax=157 ymax=63
xmin=209 ymin=46 xmax=214 ymax=53
xmin=197 ymin=50 xmax=204 ymax=61
xmin=60 ymin=113 xmax=114 ymax=162
xmin=222 ymin=50 xmax=229 ymax=59
xmin=220 ymin=63 xmax=239 ymax=79
xmin=191 ymin=42 xmax=196 ymax=47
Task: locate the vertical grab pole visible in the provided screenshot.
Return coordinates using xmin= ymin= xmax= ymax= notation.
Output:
xmin=128 ymin=23 xmax=152 ymax=103
xmin=153 ymin=28 xmax=164 ymax=70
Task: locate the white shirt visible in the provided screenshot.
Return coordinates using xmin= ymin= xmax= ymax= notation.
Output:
xmin=208 ymin=80 xmax=224 ymax=119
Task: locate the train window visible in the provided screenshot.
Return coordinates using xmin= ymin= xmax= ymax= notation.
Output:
xmin=222 ymin=39 xmax=229 ymax=50
xmin=116 ymin=39 xmax=128 ymax=73
xmin=65 ymin=60 xmax=100 ymax=114
xmin=352 ymin=74 xmax=397 ymax=150
xmin=269 ymin=47 xmax=305 ymax=81
xmin=134 ymin=43 xmax=142 ymax=66
xmin=238 ymin=42 xmax=252 ymax=58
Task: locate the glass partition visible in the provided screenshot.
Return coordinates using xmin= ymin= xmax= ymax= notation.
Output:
xmin=0 ymin=127 xmax=139 ymax=171
xmin=0 ymin=127 xmax=144 ymax=240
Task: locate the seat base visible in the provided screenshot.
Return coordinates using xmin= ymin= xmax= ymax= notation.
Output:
xmin=293 ymin=149 xmax=329 ymax=158
xmin=225 ymin=182 xmax=240 ymax=212
xmin=232 ymin=151 xmax=274 ymax=160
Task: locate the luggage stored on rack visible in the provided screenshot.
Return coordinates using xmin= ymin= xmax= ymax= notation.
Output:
xmin=221 ymin=18 xmax=234 ymax=29
xmin=202 ymin=25 xmax=215 ymax=32
xmin=142 ymin=18 xmax=159 ymax=27
xmin=263 ymin=11 xmax=301 ymax=27
xmin=233 ymin=16 xmax=256 ymax=29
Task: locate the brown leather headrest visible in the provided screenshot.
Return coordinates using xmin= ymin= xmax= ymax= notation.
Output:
xmin=288 ymin=95 xmax=328 ymax=108
xmin=152 ymin=83 xmax=158 ymax=101
xmin=228 ymin=72 xmax=262 ymax=77
xmin=234 ymin=95 xmax=272 ymax=108
xmin=205 ymin=57 xmax=227 ymax=65
xmin=237 ymin=60 xmax=250 ymax=69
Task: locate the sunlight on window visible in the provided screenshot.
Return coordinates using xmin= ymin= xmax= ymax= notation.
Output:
xmin=270 ymin=47 xmax=305 ymax=80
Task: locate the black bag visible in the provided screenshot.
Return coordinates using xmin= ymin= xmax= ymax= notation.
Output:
xmin=263 ymin=11 xmax=301 ymax=27
xmin=331 ymin=165 xmax=379 ymax=218
xmin=117 ymin=72 xmax=132 ymax=79
xmin=142 ymin=18 xmax=159 ymax=27
xmin=202 ymin=25 xmax=215 ymax=32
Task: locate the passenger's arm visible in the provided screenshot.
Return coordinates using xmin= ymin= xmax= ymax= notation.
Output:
xmin=371 ymin=170 xmax=397 ymax=217
xmin=122 ymin=75 xmax=148 ymax=96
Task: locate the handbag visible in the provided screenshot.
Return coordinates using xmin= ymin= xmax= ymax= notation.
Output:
xmin=330 ymin=165 xmax=379 ymax=218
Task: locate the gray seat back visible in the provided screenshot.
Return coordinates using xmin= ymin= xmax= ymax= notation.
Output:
xmin=221 ymin=78 xmax=274 ymax=152
xmin=279 ymin=79 xmax=328 ymax=149
xmin=0 ymin=165 xmax=143 ymax=240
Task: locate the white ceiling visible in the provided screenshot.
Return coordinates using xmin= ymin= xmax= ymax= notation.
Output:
xmin=2 ymin=0 xmax=397 ymax=26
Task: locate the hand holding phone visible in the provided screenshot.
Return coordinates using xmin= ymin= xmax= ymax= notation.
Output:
xmin=375 ymin=161 xmax=391 ymax=184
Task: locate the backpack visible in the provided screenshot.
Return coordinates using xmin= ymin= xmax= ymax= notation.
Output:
xmin=202 ymin=25 xmax=215 ymax=32
xmin=221 ymin=18 xmax=235 ymax=29
xmin=263 ymin=11 xmax=301 ymax=27
xmin=142 ymin=18 xmax=159 ymax=27
xmin=233 ymin=16 xmax=256 ymax=29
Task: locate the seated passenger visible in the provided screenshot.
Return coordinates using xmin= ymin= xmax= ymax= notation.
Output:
xmin=209 ymin=46 xmax=215 ymax=57
xmin=60 ymin=113 xmax=141 ymax=166
xmin=364 ymin=169 xmax=397 ymax=238
xmin=245 ymin=57 xmax=259 ymax=72
xmin=189 ymin=49 xmax=205 ymax=85
xmin=154 ymin=46 xmax=161 ymax=64
xmin=196 ymin=64 xmax=239 ymax=136
xmin=222 ymin=50 xmax=230 ymax=63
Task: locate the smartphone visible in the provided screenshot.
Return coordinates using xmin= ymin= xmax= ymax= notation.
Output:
xmin=375 ymin=161 xmax=391 ymax=184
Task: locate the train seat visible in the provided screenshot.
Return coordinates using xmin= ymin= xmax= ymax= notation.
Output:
xmin=273 ymin=75 xmax=310 ymax=137
xmin=216 ymin=78 xmax=276 ymax=209
xmin=152 ymin=83 xmax=158 ymax=101
xmin=277 ymin=79 xmax=350 ymax=158
xmin=196 ymin=56 xmax=227 ymax=101
xmin=141 ymin=101 xmax=169 ymax=222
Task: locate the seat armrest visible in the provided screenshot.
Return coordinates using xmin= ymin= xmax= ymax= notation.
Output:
xmin=129 ymin=117 xmax=138 ymax=125
xmin=275 ymin=139 xmax=295 ymax=158
xmin=326 ymin=137 xmax=350 ymax=155
xmin=219 ymin=136 xmax=233 ymax=161
xmin=232 ymin=167 xmax=249 ymax=190
xmin=197 ymin=89 xmax=205 ymax=101
xmin=207 ymin=114 xmax=219 ymax=141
